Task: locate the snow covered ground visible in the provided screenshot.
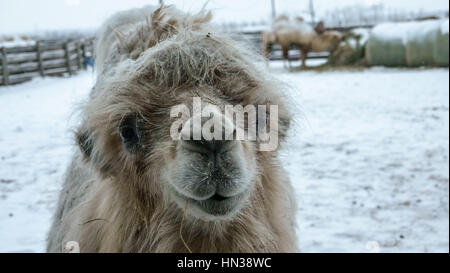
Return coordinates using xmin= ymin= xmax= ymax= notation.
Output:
xmin=0 ymin=64 xmax=448 ymax=253
xmin=0 ymin=73 xmax=94 ymax=252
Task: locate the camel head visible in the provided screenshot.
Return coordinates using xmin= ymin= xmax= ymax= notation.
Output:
xmin=77 ymin=19 xmax=291 ymax=222
xmin=262 ymin=30 xmax=277 ymax=57
xmin=325 ymin=31 xmax=343 ymax=51
xmin=312 ymin=30 xmax=343 ymax=52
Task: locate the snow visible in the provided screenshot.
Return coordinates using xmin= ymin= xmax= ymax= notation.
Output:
xmin=277 ymin=66 xmax=449 ymax=253
xmin=371 ymin=20 xmax=448 ymax=45
xmin=0 ymin=36 xmax=36 ymax=48
xmin=349 ymin=28 xmax=371 ymax=48
xmin=369 ymin=22 xmax=405 ymax=43
xmin=0 ymin=66 xmax=448 ymax=253
xmin=0 ymin=72 xmax=94 ymax=252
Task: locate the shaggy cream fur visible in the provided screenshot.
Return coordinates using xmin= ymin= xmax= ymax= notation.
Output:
xmin=47 ymin=5 xmax=297 ymax=253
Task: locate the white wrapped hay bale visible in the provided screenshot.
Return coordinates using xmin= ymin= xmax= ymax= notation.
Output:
xmin=405 ymin=20 xmax=449 ymax=66
xmin=366 ymin=22 xmax=408 ymax=66
xmin=434 ymin=19 xmax=449 ymax=66
xmin=366 ymin=19 xmax=449 ymax=67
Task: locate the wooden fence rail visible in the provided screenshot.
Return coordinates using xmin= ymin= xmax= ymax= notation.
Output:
xmin=1 ymin=27 xmax=360 ymax=86
xmin=0 ymin=38 xmax=93 ymax=86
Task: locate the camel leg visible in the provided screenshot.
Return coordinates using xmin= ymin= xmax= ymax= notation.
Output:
xmin=264 ymin=43 xmax=272 ymax=67
xmin=300 ymin=48 xmax=308 ymax=69
xmin=287 ymin=46 xmax=292 ymax=70
xmin=264 ymin=45 xmax=269 ymax=67
xmin=282 ymin=46 xmax=289 ymax=69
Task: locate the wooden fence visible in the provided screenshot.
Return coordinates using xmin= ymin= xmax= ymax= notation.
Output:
xmin=0 ymin=39 xmax=93 ymax=86
xmin=0 ymin=25 xmax=368 ymax=86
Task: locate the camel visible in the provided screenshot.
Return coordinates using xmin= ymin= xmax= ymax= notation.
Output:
xmin=47 ymin=5 xmax=298 ymax=253
xmin=297 ymin=29 xmax=343 ymax=68
xmin=263 ymin=16 xmax=342 ymax=69
xmin=262 ymin=15 xmax=296 ymax=64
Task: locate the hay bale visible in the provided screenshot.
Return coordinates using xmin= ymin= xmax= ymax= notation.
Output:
xmin=405 ymin=21 xmax=437 ymax=66
xmin=366 ymin=20 xmax=449 ymax=67
xmin=406 ymin=19 xmax=448 ymax=66
xmin=433 ymin=19 xmax=449 ymax=66
xmin=366 ymin=23 xmax=408 ymax=66
xmin=327 ymin=45 xmax=360 ymax=65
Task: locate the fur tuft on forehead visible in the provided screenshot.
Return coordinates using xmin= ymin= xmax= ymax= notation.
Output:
xmin=94 ymin=5 xmax=213 ymax=77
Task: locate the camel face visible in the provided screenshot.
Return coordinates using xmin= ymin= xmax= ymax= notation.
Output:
xmin=165 ymin=98 xmax=257 ymax=220
xmin=106 ymin=88 xmax=258 ymax=221
xmin=328 ymin=31 xmax=344 ymax=50
xmin=82 ymin=33 xmax=270 ymax=221
xmin=86 ymin=80 xmax=260 ymax=222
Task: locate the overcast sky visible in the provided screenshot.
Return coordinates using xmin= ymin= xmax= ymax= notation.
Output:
xmin=1 ymin=0 xmax=449 ymax=34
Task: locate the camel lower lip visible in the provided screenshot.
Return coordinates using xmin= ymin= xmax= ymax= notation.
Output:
xmin=172 ymin=189 xmax=242 ymax=216
xmin=193 ymin=196 xmax=238 ymax=216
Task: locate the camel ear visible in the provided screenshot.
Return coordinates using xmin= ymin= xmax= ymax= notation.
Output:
xmin=76 ymin=128 xmax=94 ymax=159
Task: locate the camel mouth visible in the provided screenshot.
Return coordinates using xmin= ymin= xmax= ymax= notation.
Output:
xmin=193 ymin=193 xmax=244 ymax=217
xmin=170 ymin=188 xmax=247 ymax=219
xmin=209 ymin=194 xmax=228 ymax=201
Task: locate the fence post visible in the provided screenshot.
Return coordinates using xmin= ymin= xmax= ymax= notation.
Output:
xmin=81 ymin=40 xmax=87 ymax=69
xmin=76 ymin=41 xmax=83 ymax=71
xmin=36 ymin=41 xmax=44 ymax=76
xmin=271 ymin=0 xmax=276 ymax=19
xmin=1 ymin=47 xmax=9 ymax=85
xmin=64 ymin=41 xmax=73 ymax=75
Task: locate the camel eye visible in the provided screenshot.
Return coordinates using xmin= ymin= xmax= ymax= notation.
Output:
xmin=119 ymin=116 xmax=140 ymax=150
